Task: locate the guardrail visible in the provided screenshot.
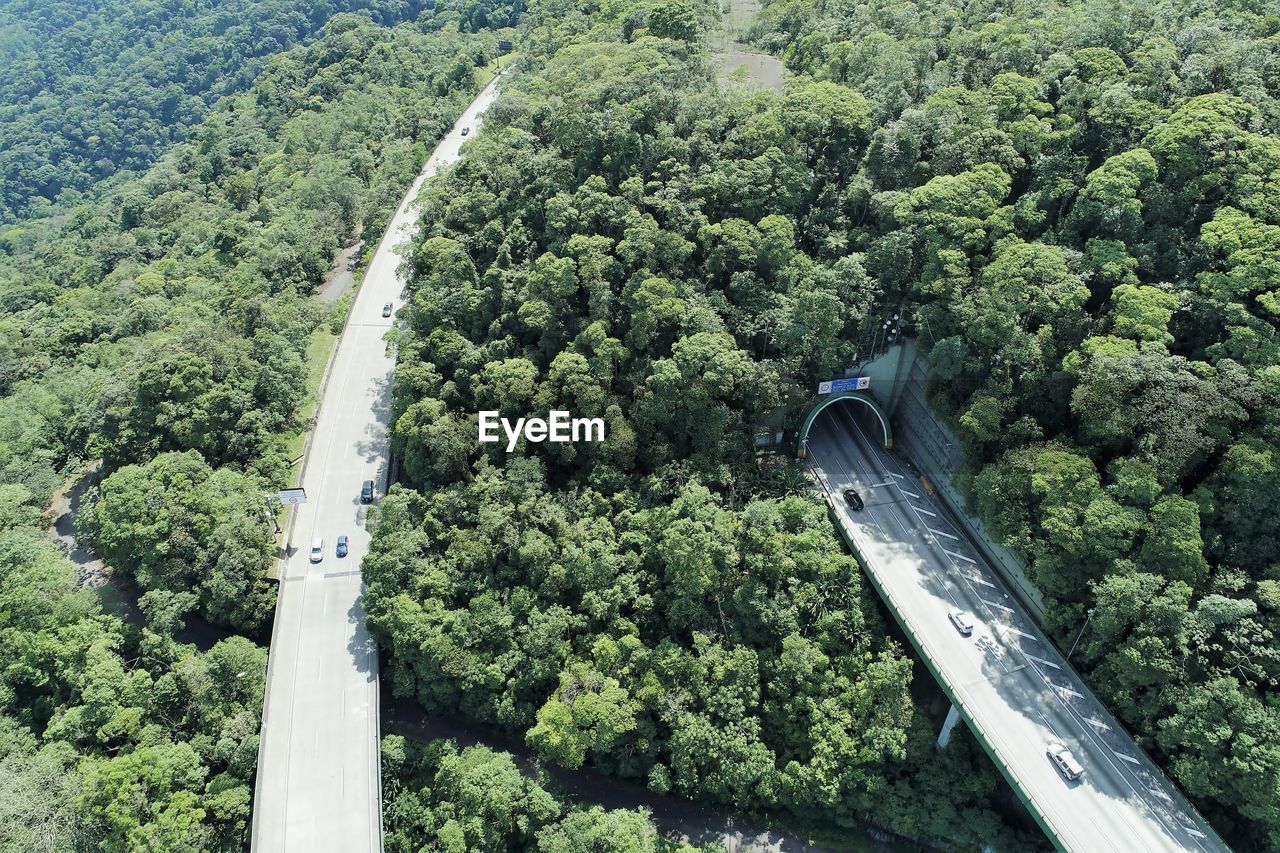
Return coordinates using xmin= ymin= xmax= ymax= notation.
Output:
xmin=810 ymin=440 xmax=1229 ymax=852
xmin=809 ymin=467 xmax=1071 ymax=850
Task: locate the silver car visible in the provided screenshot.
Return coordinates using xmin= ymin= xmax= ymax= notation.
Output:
xmin=1047 ymin=742 xmax=1085 ymax=781
xmin=948 ymin=610 xmax=974 ymax=636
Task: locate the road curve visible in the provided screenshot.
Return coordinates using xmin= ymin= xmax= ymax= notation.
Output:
xmin=807 ymin=404 xmax=1228 ymax=853
xmin=251 ymin=72 xmax=505 ymax=853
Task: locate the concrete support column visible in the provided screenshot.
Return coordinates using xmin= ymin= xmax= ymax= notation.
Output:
xmin=936 ymin=703 xmax=962 ymax=750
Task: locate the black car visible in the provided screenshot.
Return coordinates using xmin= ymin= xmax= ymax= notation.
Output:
xmin=360 ymin=480 xmax=374 ymax=503
xmin=460 ymin=126 xmax=470 ymax=136
xmin=842 ymin=488 xmax=864 ymax=511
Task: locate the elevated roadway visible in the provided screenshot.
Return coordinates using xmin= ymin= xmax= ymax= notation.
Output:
xmin=251 ymin=73 xmax=504 ymax=852
xmin=806 ymin=402 xmax=1228 ymax=853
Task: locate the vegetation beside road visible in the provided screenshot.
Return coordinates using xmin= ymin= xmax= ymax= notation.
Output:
xmin=382 ymin=735 xmax=712 ymax=852
xmin=0 ymin=0 xmax=441 ymax=221
xmin=365 ymin=0 xmax=1043 ymax=847
xmin=367 ymin=0 xmax=1280 ymax=848
xmin=0 ymin=11 xmax=498 ymax=848
xmin=750 ymin=0 xmax=1280 ymax=847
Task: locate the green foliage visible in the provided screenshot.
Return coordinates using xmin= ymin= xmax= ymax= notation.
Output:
xmin=78 ymin=451 xmax=277 ymax=634
xmin=368 ymin=0 xmax=1280 ymax=846
xmin=0 ymin=11 xmax=504 ymax=851
xmin=754 ymin=0 xmax=1280 ymax=845
xmin=0 ymin=529 xmax=266 ymax=850
xmin=362 ymin=0 xmax=1052 ymax=845
xmin=0 ymin=16 xmax=495 ymax=506
xmin=381 ymin=737 xmax=671 ymax=853
xmin=0 ymin=0 xmax=436 ymax=220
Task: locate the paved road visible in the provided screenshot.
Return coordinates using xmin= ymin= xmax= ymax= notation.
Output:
xmin=251 ymin=73 xmax=504 ymax=853
xmin=806 ymin=405 xmax=1228 ymax=853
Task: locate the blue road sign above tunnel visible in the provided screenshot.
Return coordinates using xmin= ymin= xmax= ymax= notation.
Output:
xmin=818 ymin=376 xmax=870 ymax=395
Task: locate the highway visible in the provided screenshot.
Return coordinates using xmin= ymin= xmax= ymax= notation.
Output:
xmin=806 ymin=404 xmax=1228 ymax=853
xmin=251 ymin=73 xmax=504 ymax=853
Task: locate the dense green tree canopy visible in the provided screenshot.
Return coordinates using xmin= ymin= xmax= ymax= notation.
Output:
xmin=0 ymin=10 xmax=501 ymax=849
xmin=0 ymin=0 xmax=454 ymax=221
xmin=753 ymin=0 xmax=1280 ymax=846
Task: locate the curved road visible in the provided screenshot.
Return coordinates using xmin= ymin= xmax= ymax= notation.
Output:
xmin=807 ymin=404 xmax=1228 ymax=852
xmin=251 ymin=73 xmax=504 ymax=853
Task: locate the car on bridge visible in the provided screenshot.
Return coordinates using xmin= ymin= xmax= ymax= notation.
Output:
xmin=1047 ymin=742 xmax=1085 ymax=781
xmin=948 ymin=610 xmax=974 ymax=636
xmin=842 ymin=488 xmax=864 ymax=511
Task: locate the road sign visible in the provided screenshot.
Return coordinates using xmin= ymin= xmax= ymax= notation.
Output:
xmin=276 ymin=488 xmax=307 ymax=505
xmin=817 ymin=376 xmax=870 ymax=395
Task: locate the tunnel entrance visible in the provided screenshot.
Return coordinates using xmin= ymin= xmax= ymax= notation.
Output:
xmin=796 ymin=392 xmax=892 ymax=457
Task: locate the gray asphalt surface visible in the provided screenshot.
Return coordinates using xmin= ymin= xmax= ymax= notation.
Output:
xmin=251 ymin=73 xmax=504 ymax=853
xmin=806 ymin=404 xmax=1227 ymax=853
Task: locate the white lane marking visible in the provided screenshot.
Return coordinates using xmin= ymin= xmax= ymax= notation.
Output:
xmin=869 ymin=480 xmax=895 ymax=488
xmin=1087 ymin=717 xmax=1112 ymax=731
xmin=943 ymin=548 xmax=977 ymax=564
xmin=1054 ymin=684 xmax=1085 ymax=699
xmin=912 ymin=506 xmax=938 ymax=517
xmin=1114 ymin=752 xmax=1141 ymax=766
xmin=929 ymin=527 xmax=959 ymax=540
xmin=1025 ymin=654 xmax=1060 ymax=670
xmin=815 ymin=412 xmax=1216 ymax=849
xmin=898 ymin=488 xmax=921 ymax=498
xmin=1002 ymin=625 xmax=1035 ymax=639
xmin=965 ymin=573 xmax=996 ymax=588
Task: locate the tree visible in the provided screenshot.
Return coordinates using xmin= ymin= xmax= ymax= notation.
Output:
xmin=536 ymin=805 xmax=659 ymax=853
xmin=526 ymin=664 xmax=640 ymax=769
xmin=647 ymin=1 xmax=702 ymax=43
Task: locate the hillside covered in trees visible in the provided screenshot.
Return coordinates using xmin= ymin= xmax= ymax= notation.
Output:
xmin=0 ymin=0 xmax=454 ymax=221
xmin=366 ymin=0 xmax=1039 ymax=848
xmin=365 ymin=0 xmax=1280 ymax=848
xmin=382 ymin=736 xmax=693 ymax=851
xmin=750 ymin=0 xmax=1280 ymax=847
xmin=0 ymin=12 xmax=496 ymax=848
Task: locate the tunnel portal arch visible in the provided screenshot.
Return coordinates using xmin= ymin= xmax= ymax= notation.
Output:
xmin=796 ymin=391 xmax=892 ymax=457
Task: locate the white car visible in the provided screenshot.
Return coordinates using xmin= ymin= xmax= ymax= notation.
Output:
xmin=1047 ymin=742 xmax=1085 ymax=781
xmin=948 ymin=610 xmax=974 ymax=636
xmin=309 ymin=538 xmax=325 ymax=563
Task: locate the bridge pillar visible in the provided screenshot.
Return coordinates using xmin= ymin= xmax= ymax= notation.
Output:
xmin=936 ymin=703 xmax=962 ymax=750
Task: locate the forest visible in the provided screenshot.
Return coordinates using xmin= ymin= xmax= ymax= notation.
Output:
xmin=0 ymin=9 xmax=495 ymax=849
xmin=381 ymin=735 xmax=695 ymax=851
xmin=363 ymin=0 xmax=1280 ymax=848
xmin=0 ymin=0 xmax=453 ymax=221
xmin=749 ymin=0 xmax=1280 ymax=847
